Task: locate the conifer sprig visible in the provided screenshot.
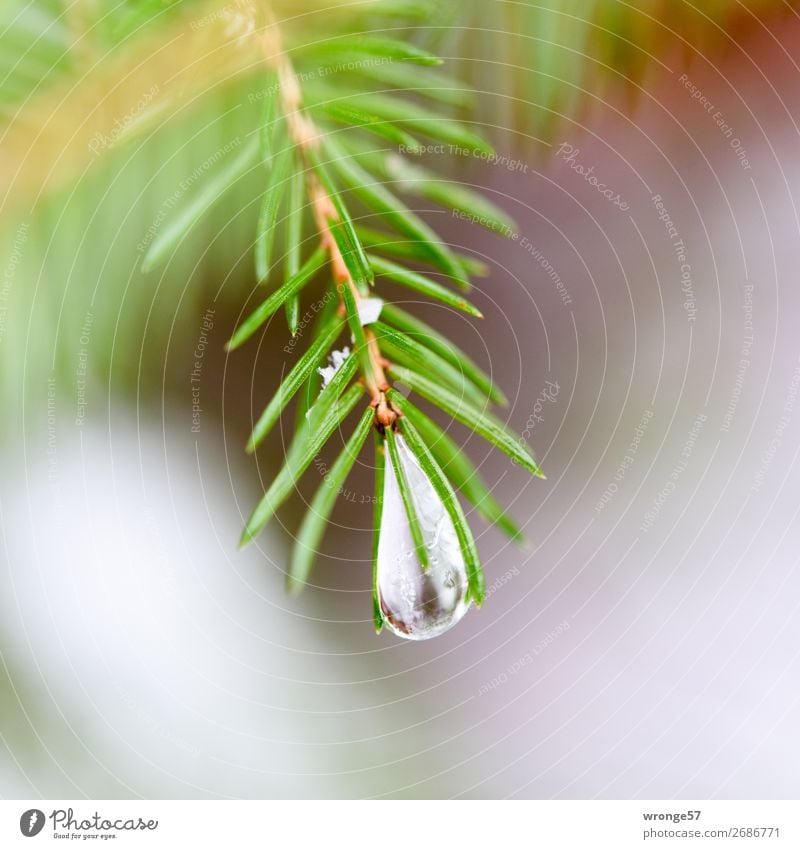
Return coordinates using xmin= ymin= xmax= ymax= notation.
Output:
xmin=143 ymin=3 xmax=543 ymax=631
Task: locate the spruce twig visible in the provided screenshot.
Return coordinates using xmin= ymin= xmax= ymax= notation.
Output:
xmin=159 ymin=4 xmax=545 ymax=633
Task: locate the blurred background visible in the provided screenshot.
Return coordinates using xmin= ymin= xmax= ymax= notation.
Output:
xmin=2 ymin=0 xmax=800 ymax=798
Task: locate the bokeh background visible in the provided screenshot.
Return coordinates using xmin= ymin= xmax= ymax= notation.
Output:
xmin=2 ymin=0 xmax=800 ymax=798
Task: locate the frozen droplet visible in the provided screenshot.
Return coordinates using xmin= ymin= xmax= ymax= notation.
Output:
xmin=317 ymin=347 xmax=351 ymax=388
xmin=377 ymin=432 xmax=470 ymax=640
xmin=357 ymin=296 xmax=384 ymax=326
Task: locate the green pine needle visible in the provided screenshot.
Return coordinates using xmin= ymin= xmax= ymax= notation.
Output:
xmin=226 ymin=246 xmax=327 ymax=351
xmin=310 ymin=89 xmax=494 ymax=156
xmin=356 ymin=61 xmax=473 ymax=107
xmin=283 ymin=166 xmax=305 ymax=334
xmin=142 ymin=135 xmax=259 ymax=272
xmin=294 ymin=296 xmax=338 ymax=432
xmin=245 ymin=314 xmax=344 ymax=453
xmin=297 ymin=35 xmax=443 ymax=68
xmin=241 ymin=382 xmax=364 ymax=545
xmin=315 ymin=102 xmax=423 ymax=152
xmin=305 ymin=349 xmax=361 ymax=431
xmin=355 ymin=226 xmax=489 ymax=278
xmin=386 ymin=368 xmax=544 ymax=478
xmin=369 ymin=254 xmax=483 ymax=317
xmin=383 ymin=155 xmax=517 ymax=237
xmin=255 ymin=137 xmax=294 ymax=283
xmin=284 ymin=294 xmax=301 ymax=337
xmin=287 ymin=405 xmax=375 ymax=594
xmin=339 ymin=278 xmax=376 ymax=387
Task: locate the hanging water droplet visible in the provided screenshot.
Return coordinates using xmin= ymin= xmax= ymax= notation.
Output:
xmin=377 ymin=432 xmax=471 ymax=640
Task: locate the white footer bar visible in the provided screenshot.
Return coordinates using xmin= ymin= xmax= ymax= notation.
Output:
xmin=2 ymin=800 xmax=798 ymax=848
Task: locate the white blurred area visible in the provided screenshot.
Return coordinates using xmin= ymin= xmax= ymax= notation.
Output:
xmin=3 ymin=21 xmax=800 ymax=800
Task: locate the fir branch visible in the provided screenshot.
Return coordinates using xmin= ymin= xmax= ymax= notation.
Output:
xmin=221 ymin=6 xmax=542 ymax=636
